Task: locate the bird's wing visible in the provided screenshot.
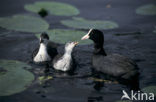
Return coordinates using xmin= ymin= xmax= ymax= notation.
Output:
xmin=47 ymin=44 xmax=58 ymax=59
xmin=32 ymin=47 xmax=39 ymax=60
xmin=48 ymin=41 xmax=61 ymax=48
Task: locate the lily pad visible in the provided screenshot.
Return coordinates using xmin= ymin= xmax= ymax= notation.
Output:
xmin=136 ymin=4 xmax=156 ymax=15
xmin=89 ymin=77 xmax=118 ymax=84
xmin=24 ymin=1 xmax=79 ymax=16
xmin=61 ymin=17 xmax=119 ymax=29
xmin=0 ymin=67 xmax=7 ymax=75
xmin=38 ymin=75 xmax=53 ymax=84
xmin=0 ymin=60 xmax=34 ymax=96
xmin=142 ymin=85 xmax=156 ymax=95
xmin=36 ymin=29 xmax=92 ymax=45
xmin=0 ymin=15 xmax=49 ymax=33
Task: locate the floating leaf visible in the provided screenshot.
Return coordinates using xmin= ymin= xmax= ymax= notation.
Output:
xmin=36 ymin=29 xmax=92 ymax=45
xmin=0 ymin=67 xmax=7 ymax=75
xmin=142 ymin=85 xmax=156 ymax=95
xmin=0 ymin=60 xmax=34 ymax=96
xmin=136 ymin=4 xmax=156 ymax=15
xmin=0 ymin=15 xmax=49 ymax=33
xmin=24 ymin=1 xmax=79 ymax=16
xmin=61 ymin=17 xmax=118 ymax=29
xmin=89 ymin=77 xmax=118 ymax=84
xmin=38 ymin=76 xmax=45 ymax=81
xmin=38 ymin=75 xmax=53 ymax=84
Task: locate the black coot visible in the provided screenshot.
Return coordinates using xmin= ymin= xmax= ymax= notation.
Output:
xmin=81 ymin=29 xmax=139 ymax=80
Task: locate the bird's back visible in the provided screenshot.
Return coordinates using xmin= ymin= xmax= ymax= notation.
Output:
xmin=47 ymin=43 xmax=58 ymax=59
xmin=92 ymin=53 xmax=138 ymax=78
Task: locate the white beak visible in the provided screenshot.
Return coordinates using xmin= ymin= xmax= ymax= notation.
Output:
xmin=81 ymin=33 xmax=89 ymax=40
xmin=81 ymin=29 xmax=93 ymax=40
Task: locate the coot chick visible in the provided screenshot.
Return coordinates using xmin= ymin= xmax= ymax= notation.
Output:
xmin=81 ymin=29 xmax=139 ymax=80
xmin=32 ymin=32 xmax=58 ymax=64
xmin=52 ymin=42 xmax=78 ymax=72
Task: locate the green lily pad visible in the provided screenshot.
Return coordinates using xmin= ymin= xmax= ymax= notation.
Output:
xmin=0 ymin=67 xmax=7 ymax=75
xmin=142 ymin=86 xmax=156 ymax=95
xmin=36 ymin=29 xmax=92 ymax=45
xmin=61 ymin=17 xmax=119 ymax=29
xmin=0 ymin=60 xmax=34 ymax=96
xmin=0 ymin=15 xmax=49 ymax=33
xmin=38 ymin=75 xmax=53 ymax=84
xmin=24 ymin=1 xmax=79 ymax=16
xmin=136 ymin=4 xmax=156 ymax=15
xmin=89 ymin=77 xmax=118 ymax=84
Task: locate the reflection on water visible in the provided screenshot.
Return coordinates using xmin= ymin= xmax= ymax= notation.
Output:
xmin=88 ymin=96 xmax=103 ymax=102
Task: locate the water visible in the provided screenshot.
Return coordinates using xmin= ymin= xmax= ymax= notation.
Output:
xmin=0 ymin=0 xmax=156 ymax=102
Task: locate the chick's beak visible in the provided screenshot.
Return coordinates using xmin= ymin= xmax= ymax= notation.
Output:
xmin=74 ymin=41 xmax=79 ymax=46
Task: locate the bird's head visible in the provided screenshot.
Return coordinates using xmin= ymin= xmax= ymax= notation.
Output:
xmin=81 ymin=29 xmax=104 ymax=46
xmin=65 ymin=41 xmax=79 ymax=54
xmin=40 ymin=32 xmax=49 ymax=45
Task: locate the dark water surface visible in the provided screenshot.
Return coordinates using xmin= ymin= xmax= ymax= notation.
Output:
xmin=0 ymin=0 xmax=156 ymax=102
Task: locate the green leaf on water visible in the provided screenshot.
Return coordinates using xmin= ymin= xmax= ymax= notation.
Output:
xmin=142 ymin=85 xmax=156 ymax=95
xmin=38 ymin=75 xmax=53 ymax=84
xmin=24 ymin=1 xmax=79 ymax=16
xmin=0 ymin=60 xmax=34 ymax=96
xmin=61 ymin=17 xmax=119 ymax=30
xmin=89 ymin=77 xmax=118 ymax=84
xmin=38 ymin=76 xmax=45 ymax=81
xmin=35 ymin=29 xmax=92 ymax=45
xmin=136 ymin=4 xmax=156 ymax=15
xmin=0 ymin=67 xmax=7 ymax=75
xmin=0 ymin=15 xmax=49 ymax=33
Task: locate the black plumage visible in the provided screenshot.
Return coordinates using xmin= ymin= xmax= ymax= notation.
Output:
xmin=81 ymin=29 xmax=139 ymax=80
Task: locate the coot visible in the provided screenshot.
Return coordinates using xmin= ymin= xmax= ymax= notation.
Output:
xmin=32 ymin=32 xmax=58 ymax=63
xmin=81 ymin=29 xmax=139 ymax=80
xmin=52 ymin=42 xmax=78 ymax=72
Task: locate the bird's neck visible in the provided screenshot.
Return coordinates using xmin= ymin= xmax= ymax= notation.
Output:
xmin=62 ymin=51 xmax=72 ymax=62
xmin=93 ymin=43 xmax=107 ymax=56
xmin=64 ymin=50 xmax=72 ymax=57
xmin=39 ymin=43 xmax=47 ymax=53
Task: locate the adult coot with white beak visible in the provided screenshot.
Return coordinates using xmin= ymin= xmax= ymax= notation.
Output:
xmin=81 ymin=29 xmax=139 ymax=80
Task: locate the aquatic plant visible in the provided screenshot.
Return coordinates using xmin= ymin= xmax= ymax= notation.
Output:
xmin=24 ymin=1 xmax=79 ymax=16
xmin=136 ymin=4 xmax=156 ymax=15
xmin=0 ymin=60 xmax=34 ymax=96
xmin=61 ymin=17 xmax=119 ymax=30
xmin=36 ymin=29 xmax=92 ymax=45
xmin=0 ymin=15 xmax=49 ymax=33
